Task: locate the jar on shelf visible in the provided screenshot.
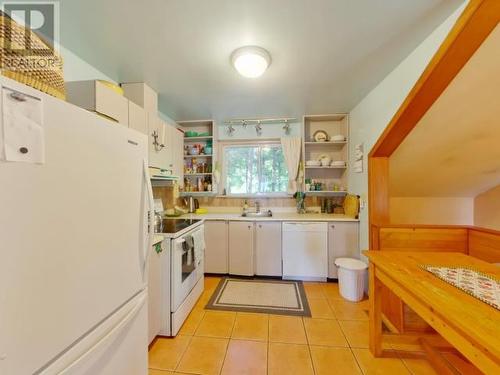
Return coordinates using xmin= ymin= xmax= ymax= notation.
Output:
xmin=326 ymin=199 xmax=334 ymax=214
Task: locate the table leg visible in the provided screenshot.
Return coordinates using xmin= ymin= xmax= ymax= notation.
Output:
xmin=369 ymin=262 xmax=383 ymax=356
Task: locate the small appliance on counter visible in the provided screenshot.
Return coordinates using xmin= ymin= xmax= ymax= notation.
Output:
xmin=183 ymin=196 xmax=199 ymax=213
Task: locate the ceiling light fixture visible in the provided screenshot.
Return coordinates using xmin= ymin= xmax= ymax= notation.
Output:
xmin=231 ymin=46 xmax=271 ymax=78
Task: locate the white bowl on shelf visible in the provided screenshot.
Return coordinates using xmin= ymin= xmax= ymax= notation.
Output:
xmin=306 ymin=160 xmax=321 ymax=166
xmin=331 ymin=135 xmax=346 ymax=142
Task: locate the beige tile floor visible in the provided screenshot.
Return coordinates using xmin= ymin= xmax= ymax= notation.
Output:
xmin=148 ymin=276 xmax=438 ymax=375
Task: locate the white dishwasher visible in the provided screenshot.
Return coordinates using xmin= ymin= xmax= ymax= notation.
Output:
xmin=282 ymin=222 xmax=328 ymax=281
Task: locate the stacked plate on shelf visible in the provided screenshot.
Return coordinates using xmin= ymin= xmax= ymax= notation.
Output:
xmin=331 ymin=161 xmax=347 ymax=167
xmin=305 ymin=160 xmax=321 ymax=166
xmin=331 ymin=134 xmax=346 ymax=142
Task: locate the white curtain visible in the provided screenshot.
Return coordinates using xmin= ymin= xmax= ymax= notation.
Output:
xmin=281 ymin=137 xmax=302 ymax=194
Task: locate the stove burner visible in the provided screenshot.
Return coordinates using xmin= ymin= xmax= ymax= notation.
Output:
xmin=160 ymin=219 xmax=201 ymax=234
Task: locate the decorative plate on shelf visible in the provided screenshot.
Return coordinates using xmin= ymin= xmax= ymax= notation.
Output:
xmin=313 ymin=130 xmax=329 ymax=142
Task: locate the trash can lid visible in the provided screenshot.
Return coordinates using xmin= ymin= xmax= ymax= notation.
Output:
xmin=334 ymin=257 xmax=368 ymax=270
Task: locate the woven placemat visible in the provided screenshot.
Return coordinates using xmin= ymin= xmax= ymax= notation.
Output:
xmin=422 ymin=265 xmax=499 ymax=310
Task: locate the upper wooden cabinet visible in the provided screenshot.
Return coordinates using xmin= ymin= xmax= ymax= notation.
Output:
xmin=121 ymin=82 xmax=158 ymax=114
xmin=66 ymin=80 xmax=129 ymax=125
xmin=147 ymin=114 xmax=184 ymax=176
xmin=171 ymin=126 xmax=185 ymax=183
xmin=128 ymin=100 xmax=147 ymax=135
xmin=147 ymin=114 xmax=166 ymax=169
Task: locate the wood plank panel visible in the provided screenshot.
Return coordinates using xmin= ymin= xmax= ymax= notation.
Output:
xmin=368 ymin=157 xmax=389 ymax=249
xmin=379 ymin=228 xmax=468 ymax=253
xmin=403 ymin=304 xmax=435 ymax=333
xmin=370 ymin=0 xmax=500 ymax=157
xmin=468 ymin=229 xmax=500 ymax=263
xmin=365 ymin=251 xmax=500 ymax=374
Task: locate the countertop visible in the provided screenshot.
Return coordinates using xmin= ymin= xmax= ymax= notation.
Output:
xmin=152 ymin=235 xmax=164 ymax=245
xmin=179 ymin=212 xmax=359 ymax=222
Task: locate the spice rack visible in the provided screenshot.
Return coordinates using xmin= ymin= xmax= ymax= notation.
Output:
xmin=178 ymin=120 xmax=216 ymax=196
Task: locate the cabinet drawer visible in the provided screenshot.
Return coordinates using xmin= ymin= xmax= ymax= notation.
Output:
xmin=283 ymin=222 xmax=327 ymax=232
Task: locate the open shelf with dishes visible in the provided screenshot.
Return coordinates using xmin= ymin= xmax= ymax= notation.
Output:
xmin=302 ymin=114 xmax=349 ymax=194
xmin=304 ymin=141 xmax=347 ymax=146
xmin=178 ymin=120 xmax=217 ymax=195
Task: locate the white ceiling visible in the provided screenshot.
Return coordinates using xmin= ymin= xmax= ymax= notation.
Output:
xmin=390 ymin=24 xmax=500 ymax=198
xmin=59 ymin=0 xmax=463 ymax=121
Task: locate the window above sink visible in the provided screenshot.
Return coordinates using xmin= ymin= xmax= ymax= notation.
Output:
xmin=221 ymin=141 xmax=289 ymax=197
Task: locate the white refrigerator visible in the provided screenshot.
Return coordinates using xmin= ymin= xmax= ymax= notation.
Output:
xmin=0 ymin=77 xmax=154 ymax=375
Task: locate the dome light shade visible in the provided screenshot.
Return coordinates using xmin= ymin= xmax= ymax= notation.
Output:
xmin=231 ymin=46 xmax=271 ymax=78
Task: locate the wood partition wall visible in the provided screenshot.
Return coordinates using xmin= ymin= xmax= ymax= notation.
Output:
xmin=367 ymin=0 xmax=500 ymax=332
xmin=372 ymin=225 xmax=500 ymax=332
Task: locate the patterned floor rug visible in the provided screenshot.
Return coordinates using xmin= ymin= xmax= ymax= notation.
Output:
xmin=205 ymin=277 xmax=311 ymax=317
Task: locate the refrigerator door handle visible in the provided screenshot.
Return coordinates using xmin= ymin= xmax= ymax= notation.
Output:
xmin=142 ymin=159 xmax=155 ymax=283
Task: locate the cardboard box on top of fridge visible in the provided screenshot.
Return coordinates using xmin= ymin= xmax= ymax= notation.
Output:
xmin=121 ymin=82 xmax=158 ymax=114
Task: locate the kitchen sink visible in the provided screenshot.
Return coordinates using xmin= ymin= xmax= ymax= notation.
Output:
xmin=241 ymin=210 xmax=273 ymax=217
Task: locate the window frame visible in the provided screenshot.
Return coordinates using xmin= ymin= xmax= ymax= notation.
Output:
xmin=219 ymin=140 xmax=290 ymax=198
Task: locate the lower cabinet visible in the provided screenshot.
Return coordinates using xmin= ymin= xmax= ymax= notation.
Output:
xmin=229 ymin=221 xmax=254 ymax=276
xmin=203 ymin=219 xmax=359 ymax=279
xmin=255 ymin=222 xmax=282 ymax=276
xmin=328 ymin=222 xmax=359 ymax=278
xmin=204 ymin=220 xmax=229 ymax=274
xmin=148 ymin=238 xmax=168 ymax=344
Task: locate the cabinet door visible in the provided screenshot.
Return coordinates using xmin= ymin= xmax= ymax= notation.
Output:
xmin=328 ymin=222 xmax=359 ymax=278
xmin=163 ymin=123 xmax=174 ymax=171
xmin=147 ymin=114 xmax=165 ymax=168
xmin=172 ymin=127 xmax=184 ymax=184
xmin=229 ymin=221 xmax=254 ymax=276
xmin=128 ymin=100 xmax=147 ymax=134
xmin=148 ymin=239 xmax=165 ymax=344
xmin=94 ymin=80 xmax=129 ymax=125
xmin=204 ymin=220 xmax=228 ymax=274
xmin=255 ymin=222 xmax=282 ymax=276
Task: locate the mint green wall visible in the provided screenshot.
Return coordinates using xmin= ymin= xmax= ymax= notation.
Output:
xmin=347 ymin=3 xmax=467 ymax=256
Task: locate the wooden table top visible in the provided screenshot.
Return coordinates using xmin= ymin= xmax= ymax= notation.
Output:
xmin=364 ymin=251 xmax=500 ymax=361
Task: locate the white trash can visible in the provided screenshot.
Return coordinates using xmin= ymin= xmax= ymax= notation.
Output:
xmin=334 ymin=258 xmax=368 ymax=302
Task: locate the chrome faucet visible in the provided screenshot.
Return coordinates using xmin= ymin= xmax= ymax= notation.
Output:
xmin=255 ymin=201 xmax=260 ymax=213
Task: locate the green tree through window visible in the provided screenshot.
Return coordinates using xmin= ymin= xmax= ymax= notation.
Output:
xmin=225 ymin=144 xmax=288 ymax=195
